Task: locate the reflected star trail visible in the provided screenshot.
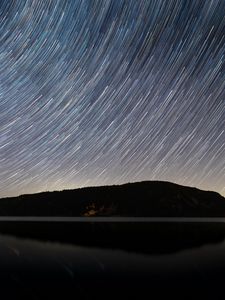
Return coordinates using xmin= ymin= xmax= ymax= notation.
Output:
xmin=0 ymin=0 xmax=225 ymax=197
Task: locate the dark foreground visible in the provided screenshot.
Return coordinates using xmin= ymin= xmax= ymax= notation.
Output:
xmin=0 ymin=221 xmax=225 ymax=299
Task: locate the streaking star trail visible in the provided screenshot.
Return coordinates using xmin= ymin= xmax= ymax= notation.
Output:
xmin=0 ymin=0 xmax=225 ymax=197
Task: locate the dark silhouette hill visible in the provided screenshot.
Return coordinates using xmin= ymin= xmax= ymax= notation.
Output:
xmin=0 ymin=181 xmax=225 ymax=217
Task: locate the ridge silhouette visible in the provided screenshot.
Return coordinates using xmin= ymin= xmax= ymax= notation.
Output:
xmin=0 ymin=181 xmax=224 ymax=217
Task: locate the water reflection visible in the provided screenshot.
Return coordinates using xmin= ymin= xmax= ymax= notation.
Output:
xmin=0 ymin=222 xmax=225 ymax=299
xmin=0 ymin=221 xmax=225 ymax=254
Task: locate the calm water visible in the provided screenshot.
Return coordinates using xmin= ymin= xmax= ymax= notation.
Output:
xmin=0 ymin=221 xmax=225 ymax=299
xmin=0 ymin=216 xmax=225 ymax=222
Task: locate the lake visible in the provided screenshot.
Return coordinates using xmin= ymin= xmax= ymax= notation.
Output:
xmin=0 ymin=220 xmax=225 ymax=299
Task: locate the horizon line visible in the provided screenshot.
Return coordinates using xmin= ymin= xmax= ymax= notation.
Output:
xmin=1 ymin=179 xmax=223 ymax=199
xmin=0 ymin=217 xmax=224 ymax=222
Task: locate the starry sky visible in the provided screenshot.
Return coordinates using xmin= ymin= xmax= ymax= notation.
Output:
xmin=0 ymin=0 xmax=225 ymax=198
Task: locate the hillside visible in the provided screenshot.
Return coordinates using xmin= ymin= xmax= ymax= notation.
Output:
xmin=0 ymin=181 xmax=225 ymax=217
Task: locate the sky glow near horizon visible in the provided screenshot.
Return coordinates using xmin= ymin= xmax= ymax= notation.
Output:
xmin=0 ymin=0 xmax=225 ymax=198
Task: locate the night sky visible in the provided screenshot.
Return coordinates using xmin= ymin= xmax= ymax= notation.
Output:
xmin=0 ymin=0 xmax=225 ymax=198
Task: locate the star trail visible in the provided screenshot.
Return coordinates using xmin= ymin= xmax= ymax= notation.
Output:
xmin=0 ymin=0 xmax=225 ymax=198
